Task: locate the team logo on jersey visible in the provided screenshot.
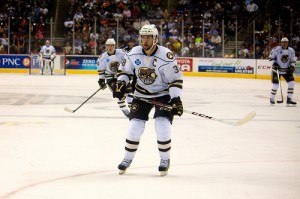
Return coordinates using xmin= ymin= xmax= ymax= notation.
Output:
xmin=131 ymin=103 xmax=139 ymax=112
xmin=138 ymin=67 xmax=157 ymax=85
xmin=281 ymin=54 xmax=289 ymax=63
xmin=167 ymin=52 xmax=174 ymax=59
xmin=109 ymin=61 xmax=119 ymax=72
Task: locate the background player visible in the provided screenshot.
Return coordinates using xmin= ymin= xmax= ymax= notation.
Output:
xmin=96 ymin=38 xmax=132 ymax=117
xmin=39 ymin=40 xmax=56 ymax=75
xmin=112 ymin=24 xmax=183 ymax=176
xmin=269 ymin=37 xmax=297 ymax=106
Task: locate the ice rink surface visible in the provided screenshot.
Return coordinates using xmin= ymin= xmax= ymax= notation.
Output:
xmin=0 ymin=73 xmax=299 ymax=199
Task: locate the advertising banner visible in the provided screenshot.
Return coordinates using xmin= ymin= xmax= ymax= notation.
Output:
xmin=256 ymin=59 xmax=300 ymax=77
xmin=256 ymin=59 xmax=272 ymax=75
xmin=30 ymin=54 xmax=65 ymax=70
xmin=0 ymin=55 xmax=30 ymax=68
xmin=194 ymin=58 xmax=256 ymax=74
xmin=66 ymin=56 xmax=97 ymax=70
xmin=176 ymin=57 xmax=193 ymax=72
xmin=296 ymin=61 xmax=300 ymax=76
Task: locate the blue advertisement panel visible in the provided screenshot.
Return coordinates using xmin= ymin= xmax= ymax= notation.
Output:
xmin=198 ymin=66 xmax=235 ymax=73
xmin=198 ymin=65 xmax=254 ymax=74
xmin=66 ymin=56 xmax=97 ymax=70
xmin=195 ymin=58 xmax=255 ymax=74
xmin=0 ymin=55 xmax=30 ymax=68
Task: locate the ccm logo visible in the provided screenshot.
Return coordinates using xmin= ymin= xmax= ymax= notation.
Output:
xmin=258 ymin=65 xmax=271 ymax=69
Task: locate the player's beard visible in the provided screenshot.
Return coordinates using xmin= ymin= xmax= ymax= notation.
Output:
xmin=142 ymin=43 xmax=151 ymax=51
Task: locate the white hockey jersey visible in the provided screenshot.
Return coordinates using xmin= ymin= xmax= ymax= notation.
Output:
xmin=40 ymin=45 xmax=56 ymax=59
xmin=118 ymin=45 xmax=183 ymax=99
xmin=96 ymin=49 xmax=126 ymax=80
xmin=269 ymin=46 xmax=297 ymax=73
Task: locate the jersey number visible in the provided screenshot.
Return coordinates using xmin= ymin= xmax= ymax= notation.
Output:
xmin=173 ymin=65 xmax=180 ymax=73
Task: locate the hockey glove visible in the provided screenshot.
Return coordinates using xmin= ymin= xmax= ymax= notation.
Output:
xmin=288 ymin=66 xmax=295 ymax=73
xmin=169 ymin=97 xmax=183 ymax=116
xmin=272 ymin=62 xmax=280 ymax=70
xmin=98 ymin=79 xmax=107 ymax=90
xmin=112 ymin=80 xmax=127 ymax=100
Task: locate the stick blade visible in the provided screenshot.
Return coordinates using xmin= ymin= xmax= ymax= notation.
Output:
xmin=235 ymin=111 xmax=256 ymax=126
xmin=64 ymin=107 xmax=75 ymax=113
xmin=276 ymin=100 xmax=284 ymax=103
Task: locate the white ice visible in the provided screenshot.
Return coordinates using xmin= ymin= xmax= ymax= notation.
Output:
xmin=0 ymin=74 xmax=299 ymax=199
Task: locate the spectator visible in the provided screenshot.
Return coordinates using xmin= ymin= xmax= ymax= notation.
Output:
xmin=9 ymin=43 xmax=18 ymax=54
xmin=204 ymin=42 xmax=215 ymax=57
xmin=73 ymin=9 xmax=84 ymax=22
xmin=147 ymin=6 xmax=156 ymax=18
xmin=0 ymin=33 xmax=8 ymax=49
xmin=181 ymin=46 xmax=189 ymax=57
xmin=63 ymin=41 xmax=72 ymax=55
xmin=123 ymin=39 xmax=136 ymax=52
xmin=173 ymin=38 xmax=182 ymax=55
xmin=189 ymin=42 xmax=200 ymax=57
xmin=262 ymin=20 xmax=272 ymax=34
xmin=17 ymin=36 xmax=26 ymax=54
xmin=194 ymin=33 xmax=202 ymax=48
xmin=89 ymin=37 xmax=97 ymax=54
xmin=74 ymin=35 xmax=83 ymax=47
xmin=39 ymin=4 xmax=49 ymax=17
xmin=83 ymin=0 xmax=94 ymax=10
xmin=0 ymin=39 xmax=6 ymax=54
xmin=73 ymin=41 xmax=82 ymax=54
xmin=203 ymin=10 xmax=212 ymax=20
xmin=225 ymin=20 xmax=235 ymax=36
xmin=246 ymin=1 xmax=258 ymax=13
xmin=238 ymin=45 xmax=249 ymax=58
xmin=122 ymin=6 xmax=131 ymax=18
xmin=163 ymin=9 xmax=170 ymax=19
xmin=130 ymin=4 xmax=140 ymax=18
xmin=255 ymin=46 xmax=263 ymax=59
xmin=64 ymin=17 xmax=74 ymax=34
xmin=210 ymin=30 xmax=221 ymax=51
xmin=155 ymin=7 xmax=163 ymax=19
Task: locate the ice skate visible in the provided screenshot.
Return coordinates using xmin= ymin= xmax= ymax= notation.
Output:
xmin=158 ymin=159 xmax=170 ymax=177
xmin=287 ymin=97 xmax=297 ymax=106
xmin=118 ymin=158 xmax=132 ymax=175
xmin=270 ymin=98 xmax=275 ymax=105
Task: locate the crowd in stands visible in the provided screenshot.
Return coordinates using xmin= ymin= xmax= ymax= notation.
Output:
xmin=0 ymin=0 xmax=299 ymax=59
xmin=0 ymin=0 xmax=51 ymax=54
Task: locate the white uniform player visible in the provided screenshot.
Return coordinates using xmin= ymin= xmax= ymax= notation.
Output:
xmin=112 ymin=24 xmax=183 ymax=176
xmin=269 ymin=37 xmax=297 ymax=105
xmin=39 ymin=40 xmax=56 ymax=75
xmin=96 ymin=38 xmax=131 ymax=117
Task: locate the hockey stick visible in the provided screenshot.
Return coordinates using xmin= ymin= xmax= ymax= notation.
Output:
xmin=276 ymin=69 xmax=284 ymax=103
xmin=64 ymin=88 xmax=102 ymax=113
xmin=128 ymin=94 xmax=256 ymax=126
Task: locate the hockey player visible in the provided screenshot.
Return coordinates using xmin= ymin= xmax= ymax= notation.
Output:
xmin=39 ymin=40 xmax=56 ymax=75
xmin=269 ymin=37 xmax=297 ymax=106
xmin=96 ymin=38 xmax=131 ymax=117
xmin=112 ymin=24 xmax=183 ymax=176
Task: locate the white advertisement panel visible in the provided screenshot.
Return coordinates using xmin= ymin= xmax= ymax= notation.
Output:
xmin=256 ymin=59 xmax=272 ymax=76
xmin=193 ymin=58 xmax=256 ymax=74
